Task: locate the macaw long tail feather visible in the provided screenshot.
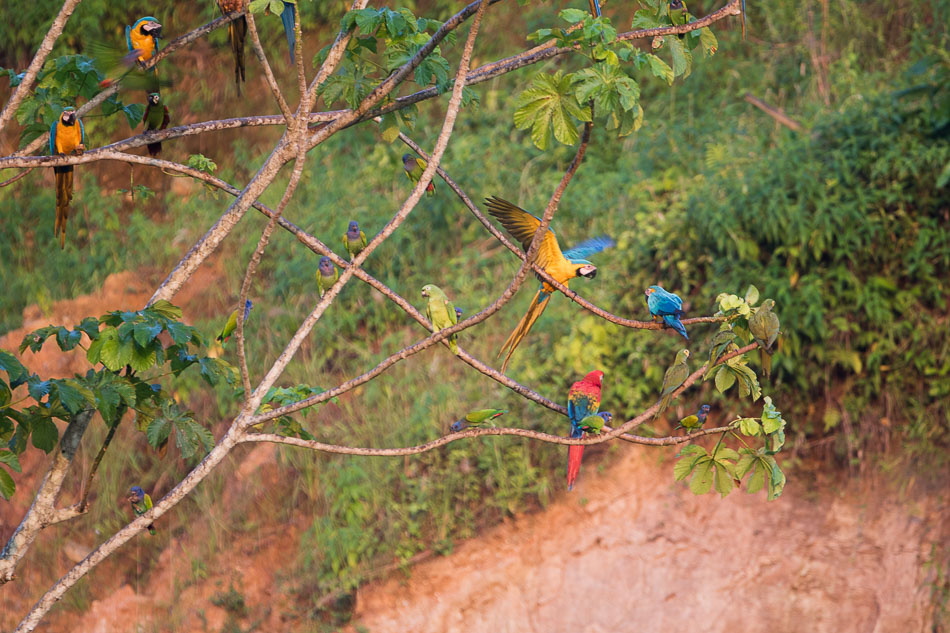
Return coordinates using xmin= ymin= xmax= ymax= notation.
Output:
xmin=498 ymin=290 xmax=551 ymax=373
xmin=567 ymin=444 xmax=585 ymax=491
xmin=229 ymin=17 xmax=247 ymax=94
xmin=588 ymin=0 xmax=601 ymax=16
xmin=663 ymin=315 xmax=688 ymax=340
xmin=281 ymin=2 xmax=296 ymax=63
xmin=54 ymin=167 xmax=73 ymax=249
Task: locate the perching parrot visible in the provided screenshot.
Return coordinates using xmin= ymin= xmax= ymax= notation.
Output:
xmin=317 ymin=256 xmax=339 ymax=297
xmin=676 ymin=404 xmax=710 ymax=432
xmin=579 ymin=411 xmax=611 ymax=434
xmin=748 ymin=298 xmax=780 ymax=378
xmin=645 ymin=285 xmax=688 ymax=340
xmin=402 ymin=153 xmax=434 ymax=197
xmin=142 ymin=92 xmax=170 ymax=156
xmin=49 ymin=108 xmax=86 ymax=249
xmin=588 ymin=0 xmax=602 ymax=16
xmin=128 ymin=485 xmax=156 ymax=535
xmin=668 ymin=0 xmax=688 ymax=37
xmin=421 ymin=284 xmax=459 ymax=354
xmin=486 ymin=196 xmax=614 ymax=373
xmin=655 ymin=349 xmax=690 ymax=419
xmin=342 ymin=220 xmax=367 ymax=261
xmin=450 ymin=408 xmax=508 ymax=432
xmin=216 ymin=299 xmax=253 ymax=345
xmin=566 ymin=370 xmax=604 ymax=490
xmin=127 ymin=17 xmax=162 ymax=65
xmin=217 ymin=0 xmax=247 ymax=94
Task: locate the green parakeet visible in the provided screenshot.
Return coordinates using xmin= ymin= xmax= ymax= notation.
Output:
xmin=128 ymin=485 xmax=155 ymax=535
xmin=317 ymin=256 xmax=339 ymax=297
xmin=579 ymin=411 xmax=612 ymax=434
xmin=655 ymin=349 xmax=690 ymax=419
xmin=450 ymin=408 xmax=508 ymax=431
xmin=676 ymin=404 xmax=709 ymax=432
xmin=421 ymin=284 xmax=458 ymax=354
xmin=668 ymin=0 xmax=688 ymax=37
xmin=402 ymin=153 xmax=435 ymax=196
xmin=342 ymin=220 xmax=367 ymax=261
xmin=748 ymin=299 xmax=780 ymax=378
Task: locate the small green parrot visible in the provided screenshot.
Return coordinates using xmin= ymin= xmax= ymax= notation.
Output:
xmin=342 ymin=220 xmax=367 ymax=261
xmin=402 ymin=153 xmax=435 ymax=197
xmin=655 ymin=349 xmax=690 ymax=419
xmin=142 ymin=92 xmax=170 ymax=156
xmin=450 ymin=408 xmax=508 ymax=432
xmin=128 ymin=485 xmax=155 ymax=535
xmin=317 ymin=256 xmax=339 ymax=297
xmin=579 ymin=411 xmax=612 ymax=434
xmin=421 ymin=284 xmax=458 ymax=354
xmin=676 ymin=404 xmax=710 ymax=432
xmin=216 ymin=299 xmax=253 ymax=346
xmin=668 ymin=0 xmax=688 ymax=38
xmin=748 ymin=299 xmax=780 ymax=378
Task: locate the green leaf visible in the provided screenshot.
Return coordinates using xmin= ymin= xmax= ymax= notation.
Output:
xmin=31 ymin=418 xmax=58 ymax=453
xmin=698 ymin=27 xmax=718 ymax=57
xmin=164 ymin=321 xmax=192 ymax=346
xmin=0 ymin=350 xmax=28 ymax=385
xmin=55 ymin=327 xmax=82 ymax=351
xmin=744 ymin=285 xmax=760 ymax=306
xmin=269 ymin=0 xmax=284 ymax=14
xmin=55 ymin=381 xmax=88 ymax=414
xmin=737 ymin=417 xmax=761 ymax=436
xmin=0 ymin=449 xmax=22 ymax=472
xmin=689 ymin=458 xmax=714 ymax=494
xmin=133 ymin=322 xmax=163 ymax=347
xmin=146 ymin=417 xmax=172 ymax=448
xmin=0 ymin=381 xmax=9 ymax=407
xmin=631 ymin=9 xmax=660 ymax=29
xmin=248 ymin=0 xmax=270 ymax=13
xmin=559 ymin=8 xmax=589 ymax=23
xmin=673 ymin=445 xmax=706 ymax=481
xmin=78 ymin=317 xmax=100 ymax=339
xmin=746 ymin=459 xmax=766 ymax=494
xmin=129 ymin=344 xmax=158 ymax=373
xmin=148 ymin=300 xmax=183 ymax=321
xmin=27 ymin=377 xmax=51 ymax=402
xmin=667 ymin=37 xmax=692 ymax=78
xmin=766 ymin=456 xmax=786 ymax=500
xmin=713 ymin=462 xmax=735 ymax=497
xmin=379 ymin=112 xmax=400 ymax=143
xmin=513 ymin=71 xmax=589 ymax=150
xmin=714 ymin=366 xmax=736 ymax=393
xmin=0 ymin=468 xmax=14 ymax=500
xmin=647 ymin=54 xmax=673 ymax=85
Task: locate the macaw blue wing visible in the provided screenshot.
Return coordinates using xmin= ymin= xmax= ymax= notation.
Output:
xmin=563 ymin=235 xmax=614 ymax=262
xmin=588 ymin=0 xmax=602 ymax=16
xmin=281 ymin=1 xmax=296 ymax=63
xmin=49 ymin=121 xmax=57 ymax=155
xmin=125 ymin=25 xmax=133 ymax=52
xmin=79 ymin=119 xmax=85 ymax=145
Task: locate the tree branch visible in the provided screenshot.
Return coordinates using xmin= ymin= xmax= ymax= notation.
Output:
xmin=245 ymin=10 xmax=294 ymax=123
xmin=744 ymin=93 xmax=804 ymax=132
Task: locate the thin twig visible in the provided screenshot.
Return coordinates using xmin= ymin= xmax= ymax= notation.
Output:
xmin=744 ymin=93 xmax=804 ymax=132
xmin=245 ymin=10 xmax=294 ymax=122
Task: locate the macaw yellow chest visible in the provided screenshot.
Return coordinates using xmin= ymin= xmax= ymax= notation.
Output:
xmin=130 ymin=29 xmax=156 ymax=62
xmin=54 ymin=123 xmax=82 ymax=155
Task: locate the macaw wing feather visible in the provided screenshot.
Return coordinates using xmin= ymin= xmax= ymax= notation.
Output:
xmin=49 ymin=121 xmax=57 ymax=155
xmin=280 ymin=1 xmax=297 ymax=63
xmin=485 ymin=196 xmax=565 ymax=270
xmin=563 ymin=235 xmax=614 ymax=261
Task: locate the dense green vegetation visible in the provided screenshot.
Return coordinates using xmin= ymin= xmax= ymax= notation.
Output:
xmin=1 ymin=0 xmax=948 ymax=624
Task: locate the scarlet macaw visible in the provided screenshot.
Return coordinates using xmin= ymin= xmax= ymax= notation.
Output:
xmin=49 ymin=108 xmax=86 ymax=249
xmin=566 ymin=370 xmax=604 ymax=491
xmin=486 ymin=196 xmax=614 ymax=373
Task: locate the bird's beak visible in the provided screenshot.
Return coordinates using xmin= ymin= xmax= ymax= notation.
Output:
xmin=421 ymin=289 xmax=429 ymax=297
xmin=578 ymin=264 xmax=597 ymax=279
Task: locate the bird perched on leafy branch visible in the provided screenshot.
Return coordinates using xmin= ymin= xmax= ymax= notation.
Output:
xmin=655 ymin=349 xmax=690 ymax=419
xmin=128 ymin=485 xmax=156 ymax=535
xmin=342 ymin=220 xmax=366 ymax=261
xmin=217 ymin=300 xmax=253 ymax=346
xmin=668 ymin=0 xmax=688 ymax=38
xmin=566 ymin=370 xmax=604 ymax=491
xmin=748 ymin=299 xmax=780 ymax=378
xmin=49 ymin=108 xmax=85 ymax=249
xmin=421 ymin=284 xmax=459 ymax=354
xmin=645 ymin=285 xmax=688 ymax=340
xmin=402 ymin=153 xmax=435 ymax=197
xmin=486 ymin=196 xmax=614 ymax=373
xmin=142 ymin=92 xmax=170 ymax=156
xmin=676 ymin=404 xmax=709 ymax=432
xmin=317 ymin=256 xmax=338 ymax=297
xmin=450 ymin=408 xmax=508 ymax=432
xmin=217 ymin=0 xmax=247 ymax=94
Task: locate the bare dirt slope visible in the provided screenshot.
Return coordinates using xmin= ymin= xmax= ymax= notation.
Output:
xmin=352 ymin=452 xmax=942 ymax=633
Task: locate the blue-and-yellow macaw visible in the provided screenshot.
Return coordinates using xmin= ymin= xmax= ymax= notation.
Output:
xmin=49 ymin=108 xmax=86 ymax=249
xmin=645 ymin=285 xmax=688 ymax=339
xmin=566 ymin=370 xmax=603 ymax=491
xmin=217 ymin=0 xmax=247 ymax=93
xmin=217 ymin=299 xmax=253 ymax=345
xmin=486 ymin=196 xmax=614 ymax=373
xmin=126 ymin=17 xmax=162 ymax=66
xmin=128 ymin=485 xmax=156 ymax=535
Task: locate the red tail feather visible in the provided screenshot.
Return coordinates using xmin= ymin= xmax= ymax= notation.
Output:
xmin=567 ymin=444 xmax=585 ymax=491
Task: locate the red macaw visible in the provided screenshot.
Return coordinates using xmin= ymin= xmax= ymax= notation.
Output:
xmin=566 ymin=370 xmax=604 ymax=491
